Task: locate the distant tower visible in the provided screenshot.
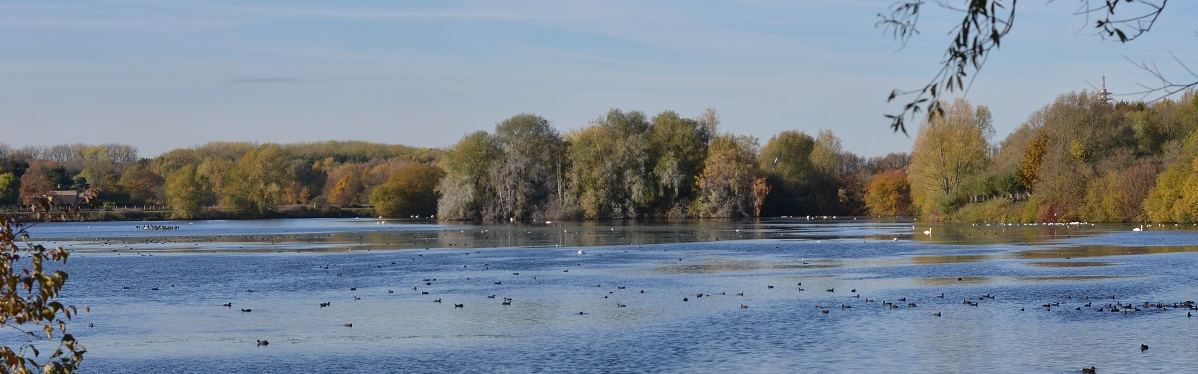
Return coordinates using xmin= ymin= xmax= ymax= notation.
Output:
xmin=1099 ymin=76 xmax=1113 ymax=104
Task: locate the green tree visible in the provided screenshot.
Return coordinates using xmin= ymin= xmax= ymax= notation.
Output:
xmin=908 ymin=98 xmax=990 ymax=217
xmin=437 ymin=131 xmax=500 ymax=220
xmin=0 ymin=173 xmax=17 ymax=205
xmin=564 ymin=109 xmax=654 ymax=219
xmin=0 ymin=217 xmax=87 ymax=373
xmin=371 ymin=164 xmax=445 ymax=218
xmin=221 ymin=145 xmax=286 ymax=215
xmin=810 ymin=129 xmax=843 ymax=176
xmin=44 ymin=167 xmax=71 ymax=190
xmin=646 ymin=110 xmax=711 ymax=216
xmin=164 ymin=164 xmax=213 ymax=219
xmin=758 ymin=130 xmax=816 ymax=216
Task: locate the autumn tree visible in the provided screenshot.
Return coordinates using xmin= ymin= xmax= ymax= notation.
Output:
xmin=324 ymin=163 xmax=366 ymax=208
xmin=221 ymin=145 xmax=286 ymax=215
xmin=865 ymin=169 xmax=911 ymax=217
xmin=908 ymin=98 xmax=990 ymax=217
xmin=564 ymin=110 xmax=654 ymax=219
xmin=280 ymin=159 xmax=325 ymax=205
xmin=1017 ymin=130 xmax=1049 ymax=193
xmin=370 ymin=164 xmax=445 ymax=218
xmin=695 ymin=134 xmax=762 ymax=218
xmin=0 ymin=218 xmax=87 ymax=373
xmin=114 ymin=160 xmax=164 ymax=205
xmin=18 ymin=165 xmax=54 ymax=206
xmin=164 ymin=164 xmax=213 ymax=219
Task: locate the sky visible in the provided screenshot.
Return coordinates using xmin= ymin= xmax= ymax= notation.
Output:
xmin=2 ymin=0 xmax=1196 ymax=158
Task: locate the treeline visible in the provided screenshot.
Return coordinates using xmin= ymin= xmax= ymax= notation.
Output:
xmin=10 ymin=91 xmax=1197 ymax=223
xmin=434 ymin=109 xmax=904 ymax=220
xmin=0 ymin=109 xmax=904 ymax=220
xmin=904 ymin=90 xmax=1198 ymax=223
xmin=0 ymin=141 xmax=440 ymax=219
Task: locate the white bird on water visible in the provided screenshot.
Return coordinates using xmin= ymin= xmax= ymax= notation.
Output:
xmin=578 ymin=250 xmax=585 ymax=255
xmin=923 ymin=228 xmax=932 ymax=235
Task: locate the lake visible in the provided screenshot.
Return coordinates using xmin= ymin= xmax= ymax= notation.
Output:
xmin=15 ymin=218 xmax=1198 ymax=373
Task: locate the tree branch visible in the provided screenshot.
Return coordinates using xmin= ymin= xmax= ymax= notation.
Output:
xmin=879 ymin=0 xmax=1016 ymax=135
xmin=1122 ymin=52 xmax=1198 ymax=102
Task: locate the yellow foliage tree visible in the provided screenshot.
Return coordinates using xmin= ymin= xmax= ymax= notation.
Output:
xmin=908 ymin=98 xmax=990 ymax=217
xmin=865 ymin=169 xmax=911 ymax=216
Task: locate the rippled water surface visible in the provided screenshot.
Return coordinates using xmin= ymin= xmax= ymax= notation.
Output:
xmin=22 ymin=219 xmax=1198 ymax=373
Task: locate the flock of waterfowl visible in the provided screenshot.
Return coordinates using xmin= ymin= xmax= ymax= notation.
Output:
xmin=88 ymin=220 xmax=1185 ymax=372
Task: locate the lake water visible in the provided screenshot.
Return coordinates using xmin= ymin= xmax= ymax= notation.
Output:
xmin=15 ymin=218 xmax=1198 ymax=373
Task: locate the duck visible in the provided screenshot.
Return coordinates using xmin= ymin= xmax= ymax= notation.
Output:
xmin=1081 ymin=366 xmax=1096 ymax=374
xmin=256 ymin=339 xmax=269 ymax=346
xmin=1141 ymin=344 xmax=1149 ymax=351
xmin=241 ymin=308 xmax=252 ymax=312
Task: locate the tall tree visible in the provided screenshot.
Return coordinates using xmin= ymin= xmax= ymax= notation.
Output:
xmin=437 ymin=131 xmax=500 ymax=220
xmin=810 ymin=129 xmax=844 ymax=176
xmin=908 ymin=98 xmax=990 ymax=216
xmin=0 ymin=173 xmax=16 ymax=205
xmin=695 ymin=134 xmax=761 ymax=218
xmin=164 ymin=164 xmax=213 ymax=219
xmin=647 ymin=110 xmax=710 ymax=216
xmin=490 ymin=113 xmax=564 ymax=220
xmin=758 ymin=130 xmax=817 ymax=216
xmin=564 ymin=109 xmax=653 ymax=219
xmin=221 ymin=145 xmax=286 ymax=215
xmin=1017 ymin=130 xmax=1049 ymax=193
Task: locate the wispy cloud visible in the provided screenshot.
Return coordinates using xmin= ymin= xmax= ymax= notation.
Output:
xmin=225 ymin=77 xmax=300 ymax=84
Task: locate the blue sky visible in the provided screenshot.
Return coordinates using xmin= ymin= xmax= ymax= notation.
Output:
xmin=3 ymin=0 xmax=1196 ymax=158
